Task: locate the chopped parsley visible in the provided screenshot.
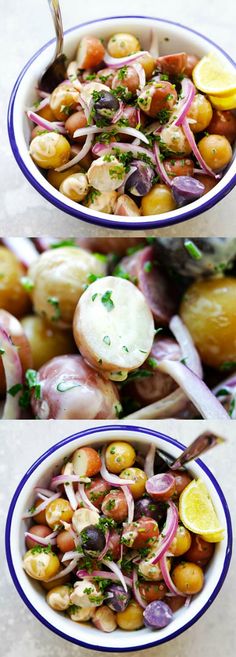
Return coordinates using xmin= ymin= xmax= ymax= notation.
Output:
xmin=219 ymin=361 xmax=236 ymax=371
xmin=101 ymin=290 xmax=114 ymax=312
xmin=229 ymin=398 xmax=236 ymax=417
xmin=87 ymin=272 xmax=102 ymax=284
xmin=51 ymin=239 xmax=76 ymax=249
xmin=8 ymin=383 xmax=23 ymax=397
xmin=47 ymin=296 xmax=61 ymax=321
xmin=109 ymin=165 xmax=125 ymax=181
xmin=0 ymin=347 xmax=5 ymax=355
xmin=84 ymin=188 xmax=101 ymax=206
xmin=147 ymin=357 xmax=158 ymax=369
xmin=115 ymin=402 xmax=123 ymax=418
xmin=56 ymin=381 xmax=81 ymax=392
xmin=31 ymin=545 xmax=53 ymax=555
xmin=103 ymin=335 xmax=111 ymax=346
xmin=21 ymin=276 xmax=34 ymax=291
xmin=156 ymin=108 xmax=171 ymax=124
xmin=143 ymin=260 xmax=153 ymax=273
xmin=92 ymin=293 xmax=98 ymax=302
xmin=117 ymin=66 xmax=128 ymax=80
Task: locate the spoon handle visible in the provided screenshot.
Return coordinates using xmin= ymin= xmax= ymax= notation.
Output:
xmin=47 ymin=0 xmax=63 ymax=57
xmin=170 ymin=431 xmax=225 ymax=470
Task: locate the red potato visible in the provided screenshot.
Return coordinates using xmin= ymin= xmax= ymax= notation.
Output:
xmin=76 ymin=36 xmax=105 ymax=69
xmin=194 ymin=173 xmax=217 ymax=195
xmin=25 ymin=525 xmax=52 ymax=549
xmin=106 ymin=529 xmax=121 ymax=560
xmin=207 ymin=110 xmax=236 ymax=144
xmin=96 ymin=68 xmax=116 ymax=88
xmin=156 ymin=52 xmax=187 ymax=75
xmin=168 ymin=469 xmax=192 ymax=496
xmin=76 ymin=237 xmax=144 ymax=256
xmin=30 ymin=354 xmax=121 ymax=419
xmin=112 ymin=66 xmax=140 ymax=94
xmin=122 ymin=517 xmax=159 ymax=549
xmin=56 ymin=529 xmax=76 ymax=553
xmin=69 ymin=143 xmax=94 ymax=169
xmin=164 ymin=595 xmax=185 ymax=612
xmin=137 ymin=81 xmax=177 ymax=118
xmin=139 ymin=581 xmax=168 ymax=603
xmin=0 ymin=309 xmax=33 ymax=396
xmin=131 ymin=337 xmax=180 ymax=404
xmin=164 ymin=158 xmax=194 ymax=178
xmin=65 ymin=110 xmax=87 ymax=142
xmin=185 ymin=535 xmax=215 ymax=565
xmin=72 ymin=446 xmax=101 ymax=477
xmin=85 ymin=476 xmax=111 ymax=509
xmin=114 ymin=195 xmax=141 ymax=217
xmin=184 ymin=54 xmax=200 ymax=77
xmin=101 ymin=490 xmax=128 ymax=522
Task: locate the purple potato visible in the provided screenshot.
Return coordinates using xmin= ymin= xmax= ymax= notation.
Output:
xmin=106 ymin=584 xmax=131 ymax=612
xmin=134 ymin=497 xmax=166 ymax=524
xmin=125 ymin=161 xmax=154 ymax=196
xmin=143 ymin=600 xmax=173 ymax=629
xmin=172 ymin=176 xmax=205 ymax=207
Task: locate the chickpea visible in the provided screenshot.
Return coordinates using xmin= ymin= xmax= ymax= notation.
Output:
xmin=29 ymin=246 xmax=106 ymax=327
xmin=65 ymin=110 xmax=87 ymax=142
xmin=112 ymin=67 xmax=140 ymax=94
xmin=137 ymin=81 xmax=177 ymax=118
xmin=141 ymin=184 xmax=176 ymax=215
xmin=116 ymin=600 xmax=144 ymax=630
xmin=85 ymin=190 xmax=118 ymax=214
xmin=0 ymin=247 xmax=31 ymax=318
xmin=46 ymin=585 xmax=72 ymax=611
xmin=105 ymin=442 xmax=136 ymax=473
xmin=29 ymin=133 xmax=71 ymax=170
xmin=119 ymin=467 xmax=147 ymax=499
xmin=180 ymin=276 xmax=236 ymax=368
xmin=160 ymin=125 xmax=192 ymax=155
xmin=169 ymin=525 xmax=192 ymax=556
xmin=138 ymin=53 xmax=156 ymax=79
xmin=172 ymin=562 xmax=204 ymax=595
xmin=59 ymin=172 xmax=89 ymax=202
xmin=50 ymin=83 xmax=80 ymax=121
xmin=45 ymin=498 xmax=73 ymax=529
xmin=107 ymin=33 xmax=141 ymax=58
xmin=197 ymin=134 xmax=232 ymax=171
xmin=21 ymin=315 xmax=76 ymax=370
xmin=187 ymin=94 xmax=213 ymax=133
xmin=23 ymin=548 xmax=60 ymax=581
xmin=47 ymin=164 xmax=82 ymax=190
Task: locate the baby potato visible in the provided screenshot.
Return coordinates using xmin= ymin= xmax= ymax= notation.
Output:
xmin=180 ymin=276 xmax=236 ymax=368
xmin=21 ymin=315 xmax=76 ymax=370
xmin=25 ymin=525 xmax=52 ymax=549
xmin=114 ymin=194 xmax=141 ymax=216
xmin=105 ymin=441 xmax=136 ymax=473
xmin=96 ymin=67 xmax=116 ymax=88
xmin=42 ymin=571 xmax=71 ymax=590
xmin=138 ymin=53 xmax=156 ymax=79
xmin=119 ymin=467 xmax=147 ymax=499
xmin=208 ymin=110 xmax=236 ymax=144
xmin=23 ymin=548 xmax=60 ymax=581
xmin=169 ymin=525 xmax=192 ymax=556
xmin=0 ymin=247 xmax=31 ymax=318
xmin=85 ymin=190 xmax=118 ymax=214
xmin=137 ymin=81 xmax=177 ymax=118
xmin=112 ymin=66 xmax=140 ymax=94
xmin=0 ymin=309 xmax=32 ymax=396
xmin=33 ymin=498 xmax=47 ymax=524
xmin=72 ymin=508 xmax=100 ymax=534
xmin=138 ymin=556 xmax=171 ymax=581
xmin=50 ymin=83 xmax=80 ymax=120
xmin=187 ymin=94 xmax=213 ymax=133
xmin=45 ymin=498 xmax=73 ymax=529
xmin=141 ymin=184 xmax=176 ymax=216
xmin=47 ymin=164 xmax=82 ymax=190
xmin=29 ymin=133 xmax=71 ymax=169
xmin=59 ymin=172 xmax=89 ymax=202
xmin=87 ymin=156 xmax=126 ymax=192
xmin=101 ymin=490 xmax=128 ymax=522
xmin=70 ymin=581 xmax=102 ymax=608
xmin=172 ymin=562 xmax=204 ymax=595
xmin=197 ymin=134 xmax=232 ymax=171
xmin=72 ymin=446 xmax=101 ymax=477
xmin=107 ymin=33 xmax=141 ymax=58
xmin=76 ymin=36 xmax=105 ymax=69
xmin=29 ymin=246 xmax=106 ymax=327
xmin=46 ymin=585 xmax=72 ymax=611
xmin=73 ymin=276 xmax=155 ymax=380
xmin=160 ymin=125 xmax=192 ymax=155
xmin=116 ymin=600 xmax=144 ymax=630
xmin=93 ymin=605 xmax=117 ymax=632
xmin=37 ymin=104 xmax=56 ymax=122
xmin=65 ymin=110 xmax=87 ymax=142
xmin=67 ymin=605 xmax=95 ymax=622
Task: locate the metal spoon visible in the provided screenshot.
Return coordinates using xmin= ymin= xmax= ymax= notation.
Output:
xmin=39 ymin=0 xmax=67 ymax=93
xmin=155 ymin=432 xmax=225 ymax=473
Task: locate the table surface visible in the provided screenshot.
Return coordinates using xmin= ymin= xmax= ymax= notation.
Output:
xmin=1 ymin=419 xmax=235 ymax=657
xmin=1 ymin=0 xmax=236 ymax=237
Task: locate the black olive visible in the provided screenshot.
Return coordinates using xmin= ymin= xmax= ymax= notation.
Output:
xmin=81 ymin=524 xmax=105 ymax=554
xmin=93 ymin=91 xmax=119 ymax=123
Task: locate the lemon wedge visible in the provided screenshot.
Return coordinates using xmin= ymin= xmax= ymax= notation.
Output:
xmin=193 ymin=52 xmax=236 ymax=97
xmin=179 ymin=478 xmax=224 ymax=542
xmin=208 ymin=90 xmax=236 ymax=110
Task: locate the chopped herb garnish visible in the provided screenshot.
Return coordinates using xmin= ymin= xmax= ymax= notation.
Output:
xmin=101 ymin=290 xmax=114 ymax=312
xmin=103 ymin=335 xmax=111 ymax=346
xmin=21 ymin=276 xmax=34 ymax=291
xmin=87 ymin=272 xmax=102 ymax=284
xmin=122 ymin=345 xmax=129 ymax=352
xmin=147 ymin=357 xmax=158 ymax=369
xmin=115 ymin=402 xmax=123 ymax=418
xmin=8 ymin=383 xmax=23 ymax=397
xmin=117 ymin=66 xmax=128 ymax=80
xmin=57 ymin=381 xmax=81 ymax=392
xmin=0 ymin=347 xmax=5 ymax=355
xmin=229 ymin=398 xmax=236 ymax=417
xmin=51 ymin=239 xmax=76 ymax=249
xmin=31 ymin=545 xmax=53 ymax=555
xmin=219 ymin=361 xmax=236 ymax=371
xmin=47 ymin=296 xmax=61 ymax=321
xmin=143 ymin=260 xmax=153 ymax=273
xmin=92 ymin=293 xmax=98 ymax=302
xmin=184 ymin=239 xmax=202 ymax=260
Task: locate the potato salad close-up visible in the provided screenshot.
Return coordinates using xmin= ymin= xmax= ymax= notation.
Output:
xmin=0 ymin=237 xmax=236 ymax=421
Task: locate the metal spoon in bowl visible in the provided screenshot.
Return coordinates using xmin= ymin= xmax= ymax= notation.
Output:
xmin=155 ymin=431 xmax=225 ymax=473
xmin=39 ymin=0 xmax=67 ymax=93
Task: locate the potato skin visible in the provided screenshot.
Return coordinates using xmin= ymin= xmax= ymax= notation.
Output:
xmin=0 ymin=309 xmax=33 ymax=396
xmin=21 ymin=315 xmax=76 ymax=370
xmin=29 ymin=247 xmax=107 ymax=327
xmin=0 ymin=247 xmax=31 ymax=318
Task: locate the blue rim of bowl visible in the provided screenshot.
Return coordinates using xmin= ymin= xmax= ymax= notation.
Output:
xmin=8 ymin=15 xmax=236 ymax=231
xmin=5 ymin=424 xmax=232 ymax=652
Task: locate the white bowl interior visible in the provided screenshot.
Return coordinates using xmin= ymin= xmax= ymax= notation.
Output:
xmin=8 ymin=426 xmax=230 ymax=651
xmin=11 ymin=16 xmax=236 ymax=227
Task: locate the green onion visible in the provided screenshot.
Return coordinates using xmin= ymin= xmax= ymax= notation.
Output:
xmin=184 ymin=239 xmax=202 ymax=260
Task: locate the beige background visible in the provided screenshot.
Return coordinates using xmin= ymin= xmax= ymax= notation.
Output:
xmin=1 ymin=0 xmax=236 ymax=237
xmin=0 ymin=419 xmax=235 ymax=657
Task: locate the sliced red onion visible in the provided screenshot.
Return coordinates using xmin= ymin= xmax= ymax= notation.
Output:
xmin=76 ymin=569 xmax=132 ymax=587
xmin=193 ymin=168 xmax=210 ymax=175
xmin=56 ymin=133 xmax=93 ymax=171
xmin=63 ymin=462 xmax=78 ymax=511
xmin=34 ymin=487 xmax=57 ymax=497
xmin=124 ymin=387 xmax=187 ymax=420
xmin=118 ymin=165 xmax=137 ymax=194
xmin=27 ymin=110 xmax=67 ymax=134
xmin=24 ymin=531 xmax=57 ymax=546
xmin=73 ymin=124 xmax=149 ymax=145
xmin=101 ymin=558 xmax=128 ymax=592
xmin=184 ymin=596 xmax=192 ymax=607
xmin=0 ymin=327 xmax=23 ymax=420
xmin=144 ymin=443 xmax=156 ymax=478
xmin=92 ymin=141 xmax=156 ymax=164
xmin=172 ymin=78 xmax=196 ymax=127
xmin=100 ymin=446 xmax=135 ymax=486
xmin=103 ymin=50 xmax=149 ymax=69
xmin=50 ymin=474 xmax=91 ymax=487
xmin=157 ymin=359 xmax=229 ymax=419
xmin=27 ymin=97 xmax=50 ymax=113
xmin=153 ymin=142 xmax=172 ymax=186
xmin=132 ymin=61 xmax=146 ymax=90
xmin=132 ymin=568 xmax=147 ymax=609
xmin=61 ymin=550 xmax=81 ymax=563
xmin=150 ymin=501 xmax=179 ymax=564
xmin=23 ymin=492 xmax=60 ymax=519
xmin=123 ymin=485 xmax=134 ymax=523
xmin=149 ymin=29 xmax=159 ymax=57
xmin=47 ymin=558 xmax=80 ymax=581
xmin=98 ymin=531 xmax=111 ymax=561
xmin=169 ymin=315 xmax=203 ymax=378
xmin=112 ymin=101 xmax=125 ymax=124
xmin=78 ymin=482 xmax=99 ymax=513
xmin=182 ymin=118 xmax=220 ymax=179
xmin=160 ymin=554 xmax=186 ymax=596
xmin=2 ymin=237 xmax=39 ymax=267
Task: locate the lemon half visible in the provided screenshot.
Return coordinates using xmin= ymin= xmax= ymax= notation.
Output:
xmin=193 ymin=52 xmax=236 ymax=97
xmin=179 ymin=478 xmax=225 ymax=542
